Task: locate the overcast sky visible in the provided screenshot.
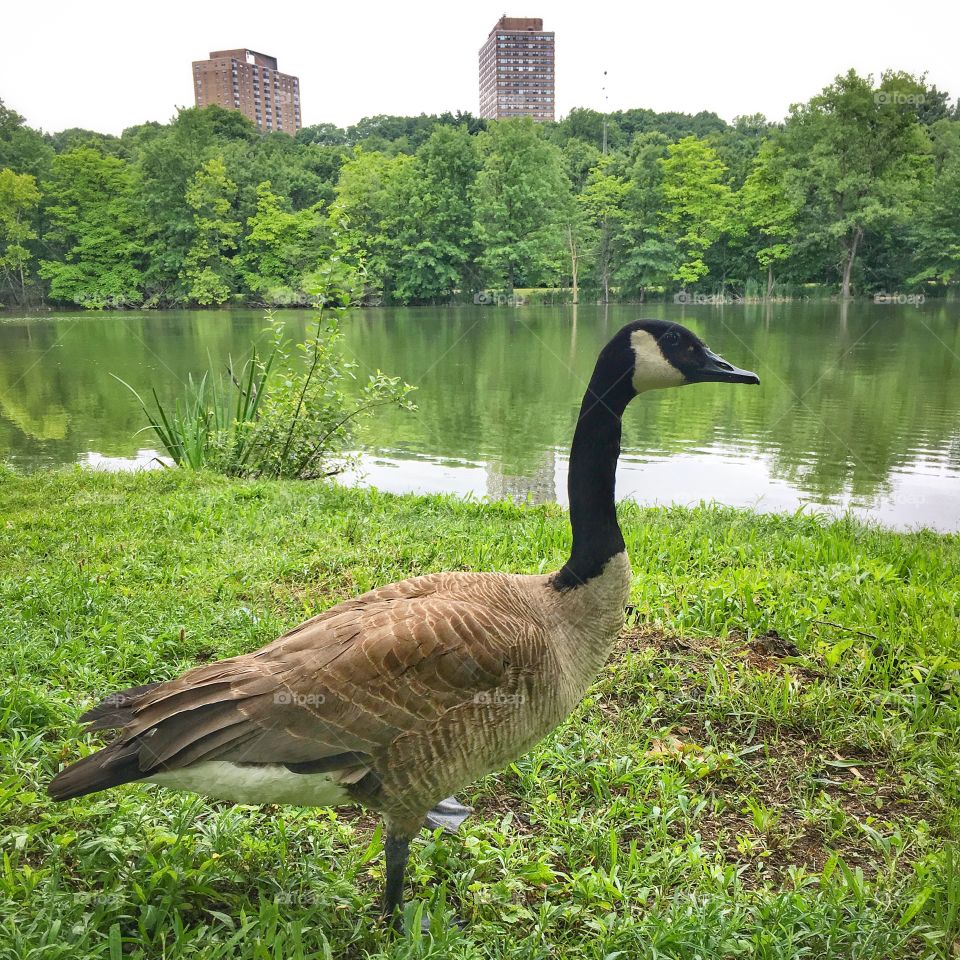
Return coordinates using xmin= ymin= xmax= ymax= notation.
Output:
xmin=2 ymin=0 xmax=957 ymax=135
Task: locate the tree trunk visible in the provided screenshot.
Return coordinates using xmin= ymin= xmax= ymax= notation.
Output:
xmin=566 ymin=225 xmax=579 ymax=305
xmin=766 ymin=262 xmax=774 ymax=300
xmin=601 ymin=223 xmax=611 ymax=304
xmin=840 ymin=226 xmax=863 ymax=299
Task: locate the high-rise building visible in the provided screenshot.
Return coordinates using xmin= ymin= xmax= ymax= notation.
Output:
xmin=479 ymin=16 xmax=555 ymax=122
xmin=192 ymin=49 xmax=302 ymax=135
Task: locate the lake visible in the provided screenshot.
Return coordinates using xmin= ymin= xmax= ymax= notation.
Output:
xmin=1 ymin=302 xmax=959 ymax=531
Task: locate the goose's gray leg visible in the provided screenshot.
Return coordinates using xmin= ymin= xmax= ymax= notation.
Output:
xmin=382 ymin=803 xmax=472 ymax=933
xmin=382 ymin=832 xmax=411 ymax=929
xmin=424 ymin=796 xmax=473 ymax=833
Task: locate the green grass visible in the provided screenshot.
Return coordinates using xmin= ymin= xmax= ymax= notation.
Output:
xmin=1 ymin=467 xmax=959 ymax=959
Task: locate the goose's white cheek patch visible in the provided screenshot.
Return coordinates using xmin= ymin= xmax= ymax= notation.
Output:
xmin=630 ymin=330 xmax=687 ymax=392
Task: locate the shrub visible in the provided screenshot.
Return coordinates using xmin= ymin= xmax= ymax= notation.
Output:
xmin=118 ymin=260 xmax=416 ymax=479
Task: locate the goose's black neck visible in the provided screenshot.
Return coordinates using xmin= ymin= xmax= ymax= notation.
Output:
xmin=552 ymin=346 xmax=635 ymax=592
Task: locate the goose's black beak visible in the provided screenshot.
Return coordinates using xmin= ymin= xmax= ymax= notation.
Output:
xmin=690 ymin=349 xmax=760 ymax=385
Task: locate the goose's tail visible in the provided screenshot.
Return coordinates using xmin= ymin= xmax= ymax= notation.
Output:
xmin=48 ymin=741 xmax=144 ymax=801
xmin=48 ymin=681 xmax=161 ymax=801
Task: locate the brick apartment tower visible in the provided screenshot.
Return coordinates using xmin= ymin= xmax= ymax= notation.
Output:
xmin=192 ymin=49 xmax=302 ymax=135
xmin=479 ymin=16 xmax=555 ymax=121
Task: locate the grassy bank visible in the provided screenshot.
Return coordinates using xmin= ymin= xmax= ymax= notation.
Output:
xmin=2 ymin=468 xmax=959 ymax=959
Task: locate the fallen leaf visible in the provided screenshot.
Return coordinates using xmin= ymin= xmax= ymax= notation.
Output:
xmin=645 ymin=736 xmax=701 ymax=760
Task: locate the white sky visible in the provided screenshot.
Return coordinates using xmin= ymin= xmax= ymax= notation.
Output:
xmin=2 ymin=0 xmax=957 ymax=135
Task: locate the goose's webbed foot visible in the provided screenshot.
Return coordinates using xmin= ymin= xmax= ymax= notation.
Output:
xmin=424 ymin=796 xmax=473 ymax=833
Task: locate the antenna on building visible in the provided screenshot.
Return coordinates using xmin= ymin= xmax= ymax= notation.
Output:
xmin=601 ymin=70 xmax=609 ymax=154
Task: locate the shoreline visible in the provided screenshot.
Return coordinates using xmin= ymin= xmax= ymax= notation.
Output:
xmin=3 ymin=460 xmax=959 ymax=536
xmin=3 ymin=292 xmax=959 ymax=316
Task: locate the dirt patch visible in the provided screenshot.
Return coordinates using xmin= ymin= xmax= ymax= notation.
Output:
xmin=690 ymin=730 xmax=930 ymax=886
xmin=612 ymin=625 xmax=820 ymax=680
xmin=471 ymin=782 xmax=537 ymax=835
xmin=191 ymin=647 xmax=220 ymax=663
xmin=747 ymin=629 xmax=800 ymax=660
xmin=606 ymin=626 xmax=932 ymax=886
xmin=334 ymin=807 xmax=381 ymax=833
xmin=611 ymin=624 xmax=696 ymax=661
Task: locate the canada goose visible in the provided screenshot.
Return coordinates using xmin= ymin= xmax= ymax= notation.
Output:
xmin=48 ymin=319 xmax=758 ymax=929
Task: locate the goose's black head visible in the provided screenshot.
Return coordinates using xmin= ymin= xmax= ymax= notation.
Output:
xmin=594 ymin=320 xmax=759 ymax=400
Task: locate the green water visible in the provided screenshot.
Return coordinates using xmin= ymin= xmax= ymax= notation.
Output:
xmin=1 ymin=302 xmax=958 ymax=530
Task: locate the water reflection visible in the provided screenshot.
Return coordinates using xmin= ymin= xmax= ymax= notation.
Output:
xmin=486 ymin=450 xmax=558 ymax=504
xmin=78 ymin=449 xmax=171 ymax=471
xmin=344 ymin=442 xmax=959 ymax=532
xmin=1 ymin=303 xmax=958 ymax=531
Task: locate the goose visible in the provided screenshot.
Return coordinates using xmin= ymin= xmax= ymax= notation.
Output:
xmin=48 ymin=319 xmax=758 ymax=929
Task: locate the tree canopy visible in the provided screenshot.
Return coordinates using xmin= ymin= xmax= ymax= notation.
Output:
xmin=0 ymin=72 xmax=956 ymax=308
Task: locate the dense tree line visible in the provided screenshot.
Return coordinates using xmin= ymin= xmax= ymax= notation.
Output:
xmin=0 ymin=68 xmax=957 ymax=308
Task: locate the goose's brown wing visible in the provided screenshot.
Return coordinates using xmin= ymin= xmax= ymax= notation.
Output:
xmin=50 ymin=573 xmax=543 ymax=798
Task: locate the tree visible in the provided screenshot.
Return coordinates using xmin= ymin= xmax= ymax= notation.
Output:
xmin=133 ymin=106 xmax=253 ymax=303
xmin=611 ymin=107 xmax=728 ymax=143
xmin=578 ymin=156 xmax=629 ymax=302
xmin=909 ymin=118 xmax=960 ymax=285
xmin=707 ymin=113 xmax=772 ymax=188
xmin=0 ymin=99 xmax=53 ymax=180
xmin=552 ymin=108 xmax=619 ymax=152
xmin=780 ymin=69 xmax=931 ymax=298
xmin=239 ymin=181 xmax=331 ymax=304
xmin=331 ymin=128 xmax=480 ymax=305
xmin=614 ymin=134 xmax=676 ymax=298
xmin=181 ymin=157 xmax=241 ymax=305
xmin=388 ymin=126 xmax=481 ymax=302
xmin=0 ymin=89 xmax=950 ymax=307
xmin=39 ymin=148 xmax=145 ymax=308
xmin=217 ymin=132 xmax=334 ymax=220
xmin=296 ymin=123 xmax=348 ymax=147
xmin=555 ymin=197 xmax=593 ymax=304
xmin=562 ymin=139 xmax=602 ymax=193
xmin=658 ymin=136 xmax=735 ymax=288
xmin=914 ymin=85 xmax=957 ymax=127
xmin=740 ymin=139 xmax=799 ymax=296
xmin=329 ymin=149 xmax=415 ymax=301
xmin=47 ymin=128 xmax=122 ymax=156
xmin=0 ymin=169 xmax=41 ymax=304
xmin=472 ymin=119 xmax=570 ymax=291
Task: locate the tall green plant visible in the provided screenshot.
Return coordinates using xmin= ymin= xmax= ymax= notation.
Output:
xmin=120 ymin=260 xmax=416 ymax=478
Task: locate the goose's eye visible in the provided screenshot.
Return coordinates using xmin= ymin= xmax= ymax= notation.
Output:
xmin=663 ymin=332 xmax=680 ymax=348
